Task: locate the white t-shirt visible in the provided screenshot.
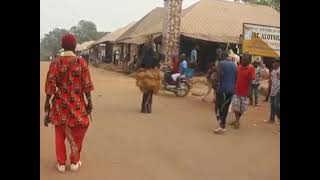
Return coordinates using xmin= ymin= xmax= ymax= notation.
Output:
xmin=190 ymin=49 xmax=197 ymax=63
xmin=115 ymin=51 xmax=120 ymax=60
xmin=233 ymin=54 xmax=240 ymax=65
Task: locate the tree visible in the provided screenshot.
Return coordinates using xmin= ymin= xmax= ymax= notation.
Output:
xmin=40 ymin=28 xmax=68 ymax=58
xmin=242 ymin=0 xmax=280 ymax=11
xmin=40 ymin=20 xmax=106 ymax=59
xmin=70 ymin=20 xmax=105 ymax=44
xmin=96 ymin=31 xmax=107 ymax=40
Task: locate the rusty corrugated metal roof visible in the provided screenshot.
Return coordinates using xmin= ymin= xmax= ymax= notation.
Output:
xmin=117 ymin=7 xmax=165 ymax=41
xmin=119 ymin=33 xmax=162 ymax=45
xmin=116 ymin=4 xmax=196 ymax=44
xmin=117 ymin=0 xmax=279 ymax=44
xmin=93 ymin=21 xmax=136 ymax=45
xmin=76 ymin=40 xmax=95 ymax=52
xmin=180 ymin=0 xmax=280 ymax=43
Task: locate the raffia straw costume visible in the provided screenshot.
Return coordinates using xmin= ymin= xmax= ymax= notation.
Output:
xmin=136 ymin=42 xmax=160 ymax=113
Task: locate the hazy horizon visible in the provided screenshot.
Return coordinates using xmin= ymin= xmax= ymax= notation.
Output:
xmin=40 ymin=0 xmax=206 ymax=39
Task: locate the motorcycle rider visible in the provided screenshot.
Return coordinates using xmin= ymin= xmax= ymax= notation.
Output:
xmin=170 ymin=55 xmax=180 ymax=74
xmin=171 ymin=53 xmax=187 ymax=83
xmin=163 ymin=55 xmax=180 ymax=84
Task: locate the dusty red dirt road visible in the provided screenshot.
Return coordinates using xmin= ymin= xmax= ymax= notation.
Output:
xmin=40 ymin=62 xmax=279 ymax=180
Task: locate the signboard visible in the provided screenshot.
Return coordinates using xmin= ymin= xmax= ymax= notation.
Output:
xmin=242 ymin=23 xmax=280 ymax=58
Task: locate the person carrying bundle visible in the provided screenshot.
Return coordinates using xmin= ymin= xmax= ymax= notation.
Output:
xmin=135 ymin=37 xmax=161 ymax=113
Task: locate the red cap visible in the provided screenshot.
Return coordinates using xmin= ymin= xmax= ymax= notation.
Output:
xmin=61 ymin=33 xmax=76 ymax=49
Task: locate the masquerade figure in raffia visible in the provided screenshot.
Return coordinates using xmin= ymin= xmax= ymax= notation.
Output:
xmin=136 ymin=37 xmax=161 ymax=113
xmin=44 ymin=33 xmax=94 ymax=173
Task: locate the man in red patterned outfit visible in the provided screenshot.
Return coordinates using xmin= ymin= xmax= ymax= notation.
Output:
xmin=44 ymin=33 xmax=94 ymax=173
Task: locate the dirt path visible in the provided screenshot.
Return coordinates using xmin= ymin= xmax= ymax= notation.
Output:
xmin=40 ymin=62 xmax=279 ymax=180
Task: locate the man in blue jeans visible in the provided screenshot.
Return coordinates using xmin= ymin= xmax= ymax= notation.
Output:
xmin=265 ymin=58 xmax=280 ymax=124
xmin=214 ymin=50 xmax=237 ymax=134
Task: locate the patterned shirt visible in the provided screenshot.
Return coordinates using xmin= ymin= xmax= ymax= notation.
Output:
xmin=252 ymin=66 xmax=262 ymax=85
xmin=270 ymin=67 xmax=280 ymax=97
xmin=45 ymin=51 xmax=94 ymax=127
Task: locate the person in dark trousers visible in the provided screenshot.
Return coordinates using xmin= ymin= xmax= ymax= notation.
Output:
xmin=139 ymin=39 xmax=160 ymax=113
xmin=214 ymin=50 xmax=237 ymax=134
xmin=264 ymin=65 xmax=272 ymax=102
xmin=113 ymin=50 xmax=116 ymax=65
xmin=133 ymin=55 xmax=138 ymax=70
xmin=264 ymin=58 xmax=280 ymax=124
xmin=249 ymin=58 xmax=262 ymax=106
xmin=202 ymin=62 xmax=218 ymax=102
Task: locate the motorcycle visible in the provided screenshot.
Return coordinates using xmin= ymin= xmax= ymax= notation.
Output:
xmin=89 ymin=57 xmax=100 ymax=66
xmin=160 ymin=64 xmax=191 ymax=97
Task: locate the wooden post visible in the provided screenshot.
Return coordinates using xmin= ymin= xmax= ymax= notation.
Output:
xmin=162 ymin=0 xmax=183 ymax=63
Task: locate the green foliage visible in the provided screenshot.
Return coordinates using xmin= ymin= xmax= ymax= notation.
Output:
xmin=70 ymin=20 xmax=105 ymax=43
xmin=242 ymin=0 xmax=280 ymax=11
xmin=40 ymin=20 xmax=106 ymax=58
xmin=40 ymin=28 xmax=68 ymax=58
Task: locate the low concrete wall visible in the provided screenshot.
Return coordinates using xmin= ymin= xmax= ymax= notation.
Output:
xmin=92 ymin=64 xmax=270 ymax=98
xmin=189 ymin=77 xmax=269 ymax=97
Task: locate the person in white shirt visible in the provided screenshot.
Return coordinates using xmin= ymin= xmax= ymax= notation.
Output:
xmin=228 ymin=49 xmax=240 ymax=65
xmin=115 ymin=50 xmax=120 ymax=60
xmin=190 ymin=45 xmax=199 ymax=69
xmin=171 ymin=54 xmax=188 ymax=82
xmin=260 ymin=63 xmax=270 ymax=80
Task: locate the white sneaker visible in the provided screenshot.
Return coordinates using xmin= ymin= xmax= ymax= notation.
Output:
xmin=70 ymin=161 xmax=82 ymax=171
xmin=56 ymin=164 xmax=66 ymax=173
xmin=213 ymin=127 xmax=227 ymax=134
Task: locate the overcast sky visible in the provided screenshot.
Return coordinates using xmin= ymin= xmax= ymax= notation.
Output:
xmin=40 ymin=0 xmax=206 ymax=39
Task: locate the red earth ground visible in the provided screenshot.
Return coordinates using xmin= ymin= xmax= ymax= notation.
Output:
xmin=40 ymin=62 xmax=279 ymax=180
